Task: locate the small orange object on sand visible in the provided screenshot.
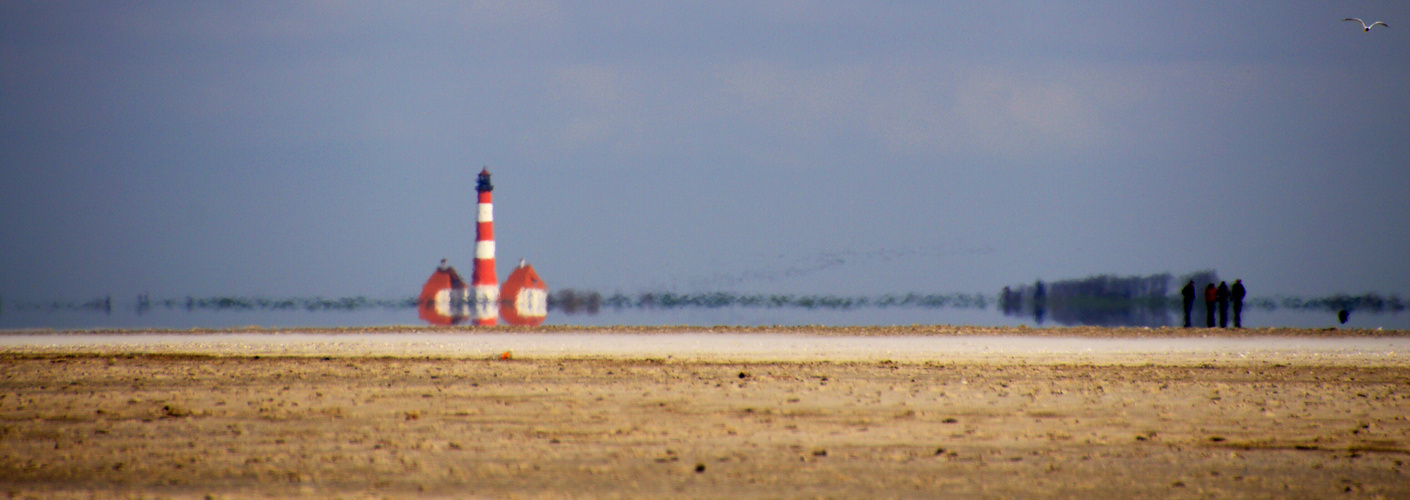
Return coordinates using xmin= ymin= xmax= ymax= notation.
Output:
xmin=500 ymin=351 xmax=512 ymax=360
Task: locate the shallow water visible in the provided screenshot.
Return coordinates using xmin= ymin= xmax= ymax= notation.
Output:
xmin=2 ymin=305 xmax=1406 ymax=331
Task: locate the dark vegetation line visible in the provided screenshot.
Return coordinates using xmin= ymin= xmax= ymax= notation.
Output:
xmin=1 ymin=290 xmax=1403 ymax=316
xmin=1 ymin=271 xmax=1401 ymax=328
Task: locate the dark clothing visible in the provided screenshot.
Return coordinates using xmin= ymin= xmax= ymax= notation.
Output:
xmin=1216 ymin=282 xmax=1230 ymax=328
xmin=1203 ymin=284 xmax=1217 ymax=328
xmin=1230 ymin=281 xmax=1246 ymax=328
xmin=1181 ymin=281 xmax=1196 ymax=328
xmin=1032 ymin=281 xmax=1046 ymax=325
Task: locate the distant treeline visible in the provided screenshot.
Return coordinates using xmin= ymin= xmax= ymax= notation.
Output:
xmin=999 ymin=271 xmax=1406 ymax=327
xmin=547 ymin=290 xmax=990 ymax=315
xmin=2 ymin=283 xmax=1404 ymax=324
xmin=999 ymin=272 xmax=1198 ymax=327
xmin=1245 ymin=294 xmax=1408 ymax=314
xmin=2 ymin=295 xmax=416 ymax=315
xmin=0 ymin=292 xmax=992 ymax=315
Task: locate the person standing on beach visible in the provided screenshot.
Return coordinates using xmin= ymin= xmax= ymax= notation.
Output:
xmin=1204 ymin=283 xmax=1217 ymax=327
xmin=1216 ymin=281 xmax=1230 ymax=328
xmin=1231 ymin=279 xmax=1246 ymax=328
xmin=1181 ymin=280 xmax=1196 ymax=328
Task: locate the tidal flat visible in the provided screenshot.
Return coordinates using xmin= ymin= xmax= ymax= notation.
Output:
xmin=2 ymin=327 xmax=1408 ymax=498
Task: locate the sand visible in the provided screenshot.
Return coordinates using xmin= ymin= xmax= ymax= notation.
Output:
xmin=2 ymin=326 xmax=1408 ymax=498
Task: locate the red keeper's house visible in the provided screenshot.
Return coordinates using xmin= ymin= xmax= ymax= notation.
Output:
xmin=499 ymin=259 xmax=548 ymax=326
xmin=417 ymin=259 xmax=469 ymax=325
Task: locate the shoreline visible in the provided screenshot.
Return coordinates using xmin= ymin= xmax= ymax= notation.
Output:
xmin=3 ymin=330 xmax=1408 ymax=367
xmin=2 ymin=324 xmax=1406 ymax=337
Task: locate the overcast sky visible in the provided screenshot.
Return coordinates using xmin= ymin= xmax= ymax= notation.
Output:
xmin=2 ymin=1 xmax=1406 ymax=303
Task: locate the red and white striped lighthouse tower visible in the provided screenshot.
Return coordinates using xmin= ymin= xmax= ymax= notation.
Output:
xmin=471 ymin=167 xmax=499 ymax=325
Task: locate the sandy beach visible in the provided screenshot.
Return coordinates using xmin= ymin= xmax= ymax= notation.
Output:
xmin=3 ymin=326 xmax=1408 ymax=498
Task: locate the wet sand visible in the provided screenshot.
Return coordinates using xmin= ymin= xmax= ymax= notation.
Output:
xmin=2 ymin=326 xmax=1408 ymax=498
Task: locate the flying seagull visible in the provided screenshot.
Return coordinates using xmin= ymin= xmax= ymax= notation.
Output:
xmin=1344 ymin=18 xmax=1389 ymax=31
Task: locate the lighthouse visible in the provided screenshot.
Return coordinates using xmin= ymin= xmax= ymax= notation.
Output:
xmin=471 ymin=168 xmax=499 ymax=325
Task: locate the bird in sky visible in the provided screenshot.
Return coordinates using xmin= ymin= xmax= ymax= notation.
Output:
xmin=1344 ymin=18 xmax=1389 ymax=32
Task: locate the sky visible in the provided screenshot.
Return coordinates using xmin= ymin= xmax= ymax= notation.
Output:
xmin=2 ymin=1 xmax=1407 ymax=305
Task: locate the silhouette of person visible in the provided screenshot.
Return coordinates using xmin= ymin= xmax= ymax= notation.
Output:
xmin=1203 ymin=283 xmax=1217 ymax=328
xmin=1216 ymin=281 xmax=1230 ymax=328
xmin=1181 ymin=280 xmax=1196 ymax=328
xmin=1032 ymin=280 xmax=1047 ymax=325
xmin=1230 ymin=279 xmax=1246 ymax=328
xmin=1338 ymin=309 xmax=1350 ymax=325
